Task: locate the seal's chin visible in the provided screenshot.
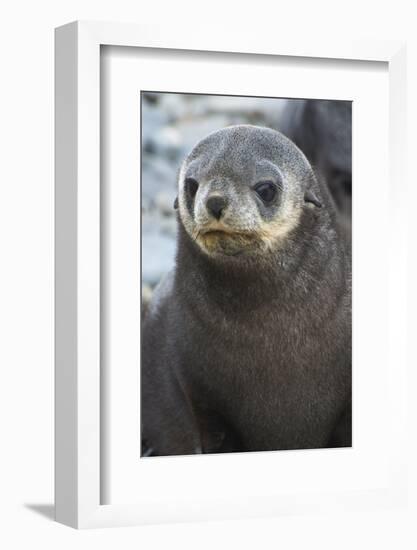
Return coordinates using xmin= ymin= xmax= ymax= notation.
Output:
xmin=195 ymin=227 xmax=260 ymax=257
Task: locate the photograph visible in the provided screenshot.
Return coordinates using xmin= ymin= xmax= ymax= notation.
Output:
xmin=140 ymin=92 xmax=352 ymax=457
xmin=0 ymin=0 xmax=410 ymax=542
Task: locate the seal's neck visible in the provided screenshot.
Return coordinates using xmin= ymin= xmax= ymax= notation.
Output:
xmin=175 ymin=223 xmax=307 ymax=311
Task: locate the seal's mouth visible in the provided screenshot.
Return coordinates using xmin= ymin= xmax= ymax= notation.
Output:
xmin=198 ymin=223 xmax=253 ymax=238
xmin=194 ymin=226 xmax=259 ymax=256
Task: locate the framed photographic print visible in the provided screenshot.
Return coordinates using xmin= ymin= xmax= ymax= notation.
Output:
xmin=55 ymin=21 xmax=407 ymax=528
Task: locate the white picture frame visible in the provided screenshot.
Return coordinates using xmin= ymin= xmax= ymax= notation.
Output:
xmin=55 ymin=21 xmax=407 ymax=529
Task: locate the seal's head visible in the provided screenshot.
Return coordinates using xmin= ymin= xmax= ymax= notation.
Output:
xmin=176 ymin=125 xmax=322 ymax=258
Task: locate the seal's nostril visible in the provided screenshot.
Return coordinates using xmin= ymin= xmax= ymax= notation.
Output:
xmin=206 ymin=196 xmax=227 ymax=220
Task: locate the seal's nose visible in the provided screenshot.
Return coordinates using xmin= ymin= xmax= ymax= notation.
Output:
xmin=206 ymin=196 xmax=228 ymax=220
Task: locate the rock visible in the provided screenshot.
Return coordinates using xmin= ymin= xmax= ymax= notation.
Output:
xmin=160 ymin=216 xmax=177 ymax=237
xmin=141 ymin=158 xmax=176 ymax=212
xmin=151 ymin=126 xmax=183 ymax=161
xmin=141 ymin=231 xmax=177 ymax=287
xmin=155 ymin=190 xmax=177 ymax=217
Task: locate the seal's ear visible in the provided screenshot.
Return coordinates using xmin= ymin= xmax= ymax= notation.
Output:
xmin=173 ymin=197 xmax=178 ymax=210
xmin=304 ymin=189 xmax=322 ymax=208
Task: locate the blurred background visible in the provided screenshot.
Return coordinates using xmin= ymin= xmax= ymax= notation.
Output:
xmin=141 ymin=92 xmax=352 ymax=298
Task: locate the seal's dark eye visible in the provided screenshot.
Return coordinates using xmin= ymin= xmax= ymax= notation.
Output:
xmin=185 ymin=177 xmax=199 ymax=198
xmin=254 ymin=181 xmax=277 ymax=203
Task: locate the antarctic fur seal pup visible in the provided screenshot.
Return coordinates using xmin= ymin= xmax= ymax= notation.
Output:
xmin=141 ymin=124 xmax=351 ymax=456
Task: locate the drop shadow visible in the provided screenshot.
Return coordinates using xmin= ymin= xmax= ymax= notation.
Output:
xmin=25 ymin=503 xmax=55 ymax=521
